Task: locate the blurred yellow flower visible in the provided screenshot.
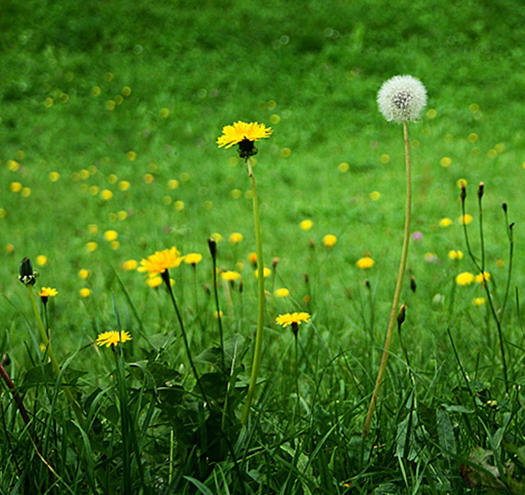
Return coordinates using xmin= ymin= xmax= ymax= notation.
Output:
xmin=10 ymin=182 xmax=22 ymax=192
xmin=473 ymin=297 xmax=485 ymax=306
xmin=86 ymin=242 xmax=98 ymax=252
xmin=356 ymin=256 xmax=374 ymax=269
xmin=459 ymin=214 xmax=473 ymax=225
xmin=96 ymin=330 xmax=132 ymax=347
xmin=380 ymin=153 xmax=390 ymax=164
xmin=122 ymin=259 xmax=138 ymax=271
xmin=21 ymin=187 xmax=31 ymax=198
xmin=100 ymin=189 xmax=113 ymax=200
xmin=144 ymin=173 xmax=155 ymax=184
xmin=168 ymin=179 xmax=179 ymax=189
xmin=323 ymin=234 xmax=337 ymax=248
xmin=79 ymin=288 xmax=91 ymax=298
xmin=229 ymin=232 xmax=243 ymax=244
xmin=36 ymin=255 xmax=48 ymax=266
xmin=146 ymin=276 xmax=163 ymax=288
xmin=248 ymin=252 xmax=257 ymax=265
xmin=274 ymin=288 xmax=290 ymax=298
xmin=254 ymin=267 xmax=271 ymax=278
xmin=221 ymin=270 xmax=241 ymax=281
xmin=7 ymin=160 xmax=20 ymax=171
xmin=448 ymin=250 xmax=463 ymax=260
xmin=49 ymin=171 xmax=60 ymax=182
xmin=118 ymin=180 xmax=130 ymax=191
xmin=300 ymin=219 xmax=313 ymax=231
xmin=122 ymin=86 xmax=132 ymax=97
xmin=174 ymin=200 xmax=184 ymax=211
xmin=440 ymin=157 xmax=452 ymax=167
xmin=439 ymin=217 xmax=453 ymax=228
xmin=475 ymin=271 xmax=490 ymax=284
xmin=78 ymin=269 xmax=90 ymax=279
xmin=104 ymin=230 xmax=118 ymax=242
xmin=338 ymin=162 xmax=349 ymax=173
xmin=456 ymin=178 xmax=467 ymax=189
xmin=211 ymin=233 xmax=222 ymax=242
xmin=370 ymin=191 xmax=381 ymax=201
xmin=184 ymin=253 xmax=202 ymax=265
xmin=110 ymin=241 xmax=120 ymax=250
xmin=456 ymin=272 xmax=474 ymax=286
xmin=127 ymin=151 xmax=137 ymax=161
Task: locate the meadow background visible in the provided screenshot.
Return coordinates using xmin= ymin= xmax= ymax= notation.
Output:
xmin=0 ymin=0 xmax=524 ymax=493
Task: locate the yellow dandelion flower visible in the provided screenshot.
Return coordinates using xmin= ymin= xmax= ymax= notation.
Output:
xmin=448 ymin=250 xmax=463 ymax=260
xmin=221 ymin=270 xmax=241 ymax=281
xmin=126 ymin=151 xmax=137 ymax=161
xmin=86 ymin=241 xmax=98 ymax=252
xmin=456 ymin=178 xmax=467 ymax=189
xmin=456 ymin=272 xmax=474 ymax=286
xmin=370 ymin=191 xmax=381 ymax=201
xmin=174 ymin=200 xmax=184 ymax=211
xmin=38 ymin=287 xmax=58 ymax=298
xmin=439 ymin=217 xmax=453 ymax=227
xmin=7 ymin=160 xmax=20 ymax=171
xmin=440 ymin=157 xmax=452 ymax=167
xmin=104 ymin=230 xmax=118 ymax=242
xmin=118 ymin=180 xmax=130 ymax=191
xmin=475 ymin=272 xmax=490 ymax=284
xmin=160 ymin=108 xmax=170 ymax=118
xmin=138 ymin=246 xmax=183 ymax=276
xmin=96 ymin=330 xmax=132 ymax=348
xmin=496 ymin=259 xmax=505 ymax=268
xmin=229 ymin=232 xmax=243 ymax=244
xmin=110 ymin=241 xmax=120 ymax=250
xmin=167 ymin=179 xmax=179 ymax=189
xmin=211 ymin=233 xmax=222 ymax=243
xmin=89 ymin=185 xmax=99 ymax=195
xmin=254 ymin=267 xmax=271 ymax=278
xmin=380 ymin=153 xmax=391 ymax=164
xmin=49 ymin=171 xmax=60 ymax=182
xmin=144 ymin=173 xmax=154 ymax=184
xmin=122 ymin=86 xmax=132 ymax=97
xmin=276 ymin=312 xmax=311 ymax=331
xmin=106 ymin=100 xmax=116 ymax=111
xmin=78 ymin=269 xmax=90 ymax=279
xmin=230 ymin=188 xmax=242 ymax=199
xmin=300 ymin=219 xmax=313 ymax=231
xmin=36 ymin=255 xmax=48 ymax=266
xmin=338 ymin=162 xmax=349 ymax=173
xmin=459 ymin=214 xmax=473 ymax=225
xmin=356 ymin=256 xmax=374 ymax=269
xmin=184 ymin=253 xmax=203 ymax=265
xmin=214 ymin=310 xmax=223 ymax=319
xmin=146 ymin=276 xmax=163 ymax=288
xmin=468 ymin=133 xmax=478 ymax=143
xmin=79 ymin=288 xmax=91 ymax=298
xmin=248 ymin=252 xmax=258 ymax=266
xmin=426 ymin=108 xmax=437 ymax=119
xmin=100 ymin=189 xmax=113 ymax=200
xmin=21 ymin=187 xmax=31 ymax=197
xmin=10 ymin=182 xmax=22 ymax=192
xmin=274 ymin=288 xmax=290 ymax=298
xmin=121 ymin=259 xmax=138 ymax=271
xmin=217 ymin=121 xmax=273 ymax=149
xmin=323 ymin=234 xmax=337 ymax=248
xmin=473 ymin=297 xmax=485 ymax=306
xmin=117 ymin=210 xmax=128 ymax=221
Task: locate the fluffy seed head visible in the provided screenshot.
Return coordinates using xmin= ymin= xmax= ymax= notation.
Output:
xmin=377 ymin=75 xmax=427 ymax=123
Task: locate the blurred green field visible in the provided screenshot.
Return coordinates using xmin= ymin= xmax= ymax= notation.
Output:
xmin=0 ymin=1 xmax=524 ymax=492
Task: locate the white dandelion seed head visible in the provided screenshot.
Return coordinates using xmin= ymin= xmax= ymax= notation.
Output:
xmin=377 ymin=75 xmax=427 ymax=123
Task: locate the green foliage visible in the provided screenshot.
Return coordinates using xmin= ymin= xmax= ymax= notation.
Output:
xmin=0 ymin=0 xmax=524 ymax=493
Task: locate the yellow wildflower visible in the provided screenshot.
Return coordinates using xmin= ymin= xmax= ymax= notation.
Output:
xmin=138 ymin=246 xmax=183 ymax=276
xmin=229 ymin=232 xmax=243 ymax=244
xmin=323 ymin=234 xmax=337 ymax=248
xmin=456 ymin=272 xmax=474 ymax=286
xmin=96 ymin=330 xmax=132 ymax=347
xmin=356 ymin=256 xmax=374 ymax=269
xmin=300 ymin=219 xmax=313 ymax=231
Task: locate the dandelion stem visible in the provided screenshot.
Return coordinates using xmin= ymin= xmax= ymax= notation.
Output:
xmin=162 ymin=271 xmax=210 ymax=405
xmin=210 ymin=245 xmax=225 ymax=370
xmin=242 ymin=158 xmax=265 ymax=425
xmin=364 ymin=121 xmax=412 ymax=436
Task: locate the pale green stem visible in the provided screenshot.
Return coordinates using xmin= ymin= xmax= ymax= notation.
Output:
xmin=27 ymin=286 xmax=84 ymax=423
xmin=363 ymin=121 xmax=412 ymax=436
xmin=241 ymin=158 xmax=265 ymax=425
xmin=27 ymin=287 xmax=60 ymax=376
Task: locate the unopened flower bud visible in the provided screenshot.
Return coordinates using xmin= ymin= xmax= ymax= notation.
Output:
xmin=18 ymin=257 xmax=36 ymax=286
xmin=397 ymin=304 xmax=407 ymax=330
xmin=272 ymin=257 xmax=279 ymax=269
xmin=410 ymin=275 xmax=417 ymax=293
xmin=502 ymin=202 xmax=507 ymax=213
xmin=460 ymin=184 xmax=466 ymax=203
xmin=207 ymin=238 xmax=217 ymax=259
xmin=477 ymin=182 xmax=484 ymax=199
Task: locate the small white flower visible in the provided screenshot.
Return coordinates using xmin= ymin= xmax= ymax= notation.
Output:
xmin=377 ymin=75 xmax=427 ymax=123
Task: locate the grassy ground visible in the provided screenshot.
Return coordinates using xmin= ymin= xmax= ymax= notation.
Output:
xmin=0 ymin=0 xmax=524 ymax=493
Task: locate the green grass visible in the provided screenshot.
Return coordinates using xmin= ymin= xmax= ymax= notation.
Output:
xmin=0 ymin=0 xmax=524 ymax=493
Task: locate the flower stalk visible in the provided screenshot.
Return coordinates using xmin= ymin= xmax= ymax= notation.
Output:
xmin=241 ymin=157 xmax=266 ymax=424
xmin=364 ymin=120 xmax=412 ymax=436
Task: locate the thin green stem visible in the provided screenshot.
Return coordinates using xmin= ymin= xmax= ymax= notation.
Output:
xmin=241 ymin=158 xmax=265 ymax=425
xmin=363 ymin=121 xmax=412 ymax=436
xmin=162 ymin=272 xmax=210 ymax=405
xmin=210 ymin=250 xmax=225 ymax=370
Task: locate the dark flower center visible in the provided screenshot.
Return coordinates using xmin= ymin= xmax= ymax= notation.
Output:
xmin=392 ymin=90 xmax=413 ymax=110
xmin=238 ymin=137 xmax=257 ymax=160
